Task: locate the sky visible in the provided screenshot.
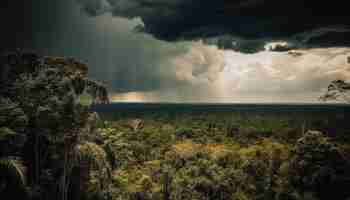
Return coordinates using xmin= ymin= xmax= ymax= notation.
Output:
xmin=2 ymin=0 xmax=350 ymax=103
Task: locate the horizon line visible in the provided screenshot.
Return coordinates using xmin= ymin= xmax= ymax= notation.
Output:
xmin=107 ymin=101 xmax=349 ymax=106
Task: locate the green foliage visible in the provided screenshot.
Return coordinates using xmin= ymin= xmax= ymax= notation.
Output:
xmin=0 ymin=51 xmax=110 ymax=200
xmin=0 ymin=98 xmax=28 ymax=132
xmin=0 ymin=127 xmax=17 ymax=138
xmin=95 ymin=111 xmax=350 ymax=200
xmin=76 ymin=142 xmax=110 ymax=170
xmin=0 ymin=127 xmax=26 ymax=157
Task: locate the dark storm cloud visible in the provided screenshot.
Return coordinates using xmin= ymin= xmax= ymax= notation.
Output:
xmin=2 ymin=0 xmax=205 ymax=94
xmin=76 ymin=0 xmax=350 ymax=52
xmin=5 ymin=0 xmax=350 ymax=102
xmin=2 ymin=0 xmax=224 ymax=97
xmin=76 ymin=0 xmax=112 ymax=16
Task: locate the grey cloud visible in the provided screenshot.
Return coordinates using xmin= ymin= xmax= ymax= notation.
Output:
xmin=29 ymin=0 xmax=192 ymax=94
xmin=171 ymin=42 xmax=226 ymax=83
xmin=76 ymin=0 xmax=350 ymax=53
xmin=20 ymin=0 xmax=350 ymax=103
xmin=76 ymin=0 xmax=112 ymax=16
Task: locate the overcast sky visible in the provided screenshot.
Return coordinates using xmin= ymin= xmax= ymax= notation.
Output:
xmin=2 ymin=0 xmax=350 ymax=103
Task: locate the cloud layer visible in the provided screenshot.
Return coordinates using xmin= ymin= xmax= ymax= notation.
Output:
xmin=171 ymin=42 xmax=225 ymax=83
xmin=111 ymin=45 xmax=350 ymax=103
xmin=76 ymin=0 xmax=350 ymax=53
xmin=20 ymin=0 xmax=350 ymax=103
xmin=220 ymin=48 xmax=350 ymax=95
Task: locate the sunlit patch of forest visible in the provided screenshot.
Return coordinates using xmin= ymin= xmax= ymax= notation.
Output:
xmin=96 ymin=110 xmax=350 ymax=200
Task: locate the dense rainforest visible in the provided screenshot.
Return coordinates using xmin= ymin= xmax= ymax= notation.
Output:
xmin=1 ymin=51 xmax=350 ymax=200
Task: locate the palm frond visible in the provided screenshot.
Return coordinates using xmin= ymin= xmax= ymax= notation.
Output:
xmin=0 ymin=158 xmax=26 ymax=193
